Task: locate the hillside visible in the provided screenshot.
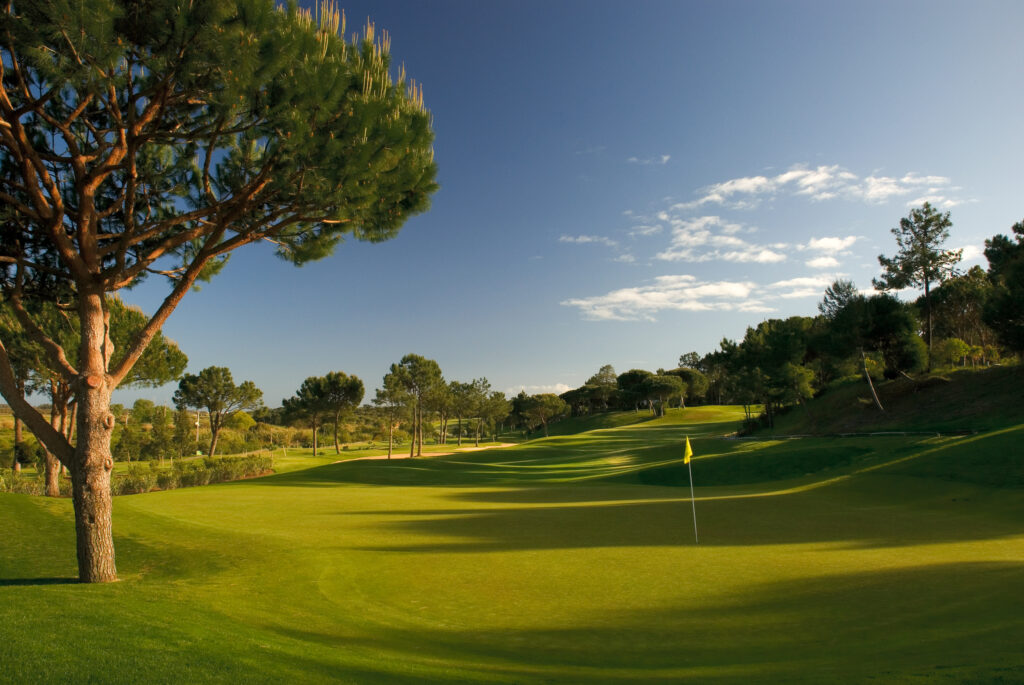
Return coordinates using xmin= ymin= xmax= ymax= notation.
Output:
xmin=760 ymin=365 xmax=1024 ymax=436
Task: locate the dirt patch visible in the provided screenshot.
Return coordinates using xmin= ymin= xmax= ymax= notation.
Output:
xmin=335 ymin=443 xmax=514 ymax=464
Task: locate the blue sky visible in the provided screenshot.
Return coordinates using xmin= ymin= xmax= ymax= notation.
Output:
xmin=118 ymin=0 xmax=1024 ymax=407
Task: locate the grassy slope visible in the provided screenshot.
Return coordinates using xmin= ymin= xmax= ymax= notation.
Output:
xmin=2 ymin=405 xmax=1023 ymax=683
xmin=765 ymin=365 xmax=1024 ymax=435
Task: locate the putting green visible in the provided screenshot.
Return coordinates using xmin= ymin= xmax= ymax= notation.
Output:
xmin=2 ymin=407 xmax=1023 ymax=683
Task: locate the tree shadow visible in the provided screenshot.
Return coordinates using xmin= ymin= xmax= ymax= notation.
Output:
xmin=347 ymin=477 xmax=1024 ymax=553
xmin=0 ymin=576 xmax=79 ymax=586
xmin=260 ymin=562 xmax=1024 ymax=683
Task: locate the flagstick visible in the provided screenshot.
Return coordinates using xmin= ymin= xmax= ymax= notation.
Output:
xmin=687 ymin=457 xmax=699 ymax=544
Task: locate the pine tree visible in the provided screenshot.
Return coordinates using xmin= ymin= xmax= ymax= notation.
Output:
xmin=0 ymin=0 xmax=436 ymax=581
xmin=873 ymin=203 xmax=962 ymax=361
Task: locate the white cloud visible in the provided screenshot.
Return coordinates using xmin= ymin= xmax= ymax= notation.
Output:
xmin=628 ymin=154 xmax=671 ymax=166
xmin=629 ymin=224 xmax=663 ymax=237
xmin=560 ymin=234 xmax=618 ymax=248
xmin=614 ymin=254 xmax=636 ymax=263
xmin=906 ymin=194 xmax=962 ymax=209
xmin=561 ymin=274 xmax=770 ymax=321
xmin=669 ymin=164 xmax=963 ymax=210
xmin=711 ymin=248 xmax=786 ymax=264
xmin=510 ymin=384 xmax=573 ymax=396
xmin=654 ymin=216 xmax=788 ymax=264
xmin=804 ymin=236 xmax=858 ymax=252
xmin=768 ymin=275 xmax=836 ymax=299
xmin=958 ymin=244 xmax=983 ymax=263
xmin=806 ymin=256 xmax=840 ymax=269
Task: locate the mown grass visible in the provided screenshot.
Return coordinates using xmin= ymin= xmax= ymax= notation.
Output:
xmin=2 ymin=405 xmax=1023 ymax=683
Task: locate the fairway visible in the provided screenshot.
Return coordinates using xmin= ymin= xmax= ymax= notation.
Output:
xmin=3 ymin=407 xmax=1024 ymax=683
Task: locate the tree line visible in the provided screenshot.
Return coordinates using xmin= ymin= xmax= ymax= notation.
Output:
xmin=556 ymin=204 xmax=1023 ymax=428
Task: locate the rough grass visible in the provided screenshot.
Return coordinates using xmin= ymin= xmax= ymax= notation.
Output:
xmin=2 ymin=406 xmax=1023 ymax=683
xmin=764 ymin=365 xmax=1024 ymax=436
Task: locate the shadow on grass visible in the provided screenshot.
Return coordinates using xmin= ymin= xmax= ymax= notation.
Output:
xmin=0 ymin=576 xmax=79 ymax=586
xmin=262 ymin=562 xmax=1024 ymax=683
xmin=344 ymin=472 xmax=1024 ymax=552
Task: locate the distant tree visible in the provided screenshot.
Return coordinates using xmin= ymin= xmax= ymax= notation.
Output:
xmin=480 ymin=391 xmax=511 ymax=442
xmin=283 ymin=377 xmax=327 ymax=456
xmin=174 ymin=367 xmax=263 ymax=457
xmin=585 ymin=365 xmax=617 ymax=411
xmin=467 ymin=378 xmax=492 ymax=447
xmin=428 ymin=381 xmax=453 ymax=445
xmin=559 ymin=386 xmax=593 ymax=417
xmin=678 ymin=352 xmax=701 ymax=369
xmin=320 ymin=372 xmax=365 ymax=454
xmin=616 ymin=369 xmax=653 ymax=412
xmin=385 ymin=354 xmax=443 ymax=457
xmin=521 ymin=394 xmax=568 ymax=437
xmin=449 ymin=381 xmax=474 ymax=446
xmin=921 ymin=266 xmax=995 ymax=353
xmin=144 ymin=406 xmax=174 ymax=463
xmin=983 ymin=220 xmax=1024 ymax=353
xmin=373 ymin=377 xmax=408 ymax=460
xmin=932 ymin=338 xmax=970 ymax=368
xmin=171 ymin=408 xmax=196 ymax=460
xmin=826 ymin=293 xmax=926 ymax=410
xmin=0 ymin=1 xmax=436 ymax=583
xmin=665 ymin=367 xmax=709 ymax=407
xmin=642 ymin=374 xmax=685 ymax=416
xmin=818 ymin=279 xmax=860 ymax=320
xmin=873 ymin=203 xmax=962 ymax=360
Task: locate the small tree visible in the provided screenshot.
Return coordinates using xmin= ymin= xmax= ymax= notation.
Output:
xmin=818 ymin=279 xmax=860 ymax=320
xmin=373 ymin=377 xmax=408 ymax=460
xmin=480 ymin=391 xmax=510 ymax=442
xmin=873 ymin=203 xmax=962 ymax=360
xmin=585 ymin=364 xmax=617 ymax=411
xmin=174 ymin=367 xmax=263 ymax=457
xmin=521 ymin=394 xmax=568 ymax=438
xmin=385 ymin=354 xmax=442 ymax=457
xmin=642 ymin=375 xmax=685 ymax=416
xmin=616 ymin=369 xmax=653 ymax=412
xmin=933 ymin=338 xmax=970 ymax=368
xmin=320 ymin=372 xmax=365 ymax=454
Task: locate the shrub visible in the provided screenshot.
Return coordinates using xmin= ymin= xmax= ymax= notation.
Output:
xmin=126 ymin=463 xmax=158 ymax=494
xmin=6 ymin=472 xmax=42 ymax=496
xmin=156 ymin=470 xmax=180 ymax=491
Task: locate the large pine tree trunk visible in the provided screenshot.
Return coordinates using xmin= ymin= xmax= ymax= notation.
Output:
xmin=71 ymin=290 xmax=118 ymax=583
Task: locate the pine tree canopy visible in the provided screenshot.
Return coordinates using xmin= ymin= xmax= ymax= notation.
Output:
xmin=0 ymin=0 xmax=437 ymax=309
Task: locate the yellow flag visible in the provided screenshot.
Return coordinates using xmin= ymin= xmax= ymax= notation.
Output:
xmin=684 ymin=436 xmax=693 ymax=464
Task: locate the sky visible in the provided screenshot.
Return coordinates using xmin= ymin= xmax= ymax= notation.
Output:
xmin=116 ymin=0 xmax=1024 ymax=408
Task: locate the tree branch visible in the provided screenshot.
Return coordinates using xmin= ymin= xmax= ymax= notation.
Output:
xmin=0 ymin=338 xmax=74 ymax=462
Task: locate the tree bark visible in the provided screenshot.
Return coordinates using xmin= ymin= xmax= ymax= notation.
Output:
xmin=44 ymin=381 xmax=62 ymax=496
xmin=333 ymin=411 xmax=341 ymax=454
xmin=71 ymin=290 xmax=118 ymax=583
xmin=862 ymin=350 xmax=885 ymax=412
xmin=924 ymin=278 xmax=933 ymax=370
xmin=207 ymin=411 xmax=222 ymax=457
